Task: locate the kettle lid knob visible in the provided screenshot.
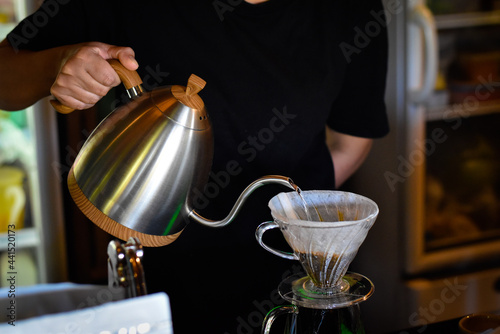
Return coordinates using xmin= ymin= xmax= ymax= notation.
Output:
xmin=171 ymin=74 xmax=207 ymax=110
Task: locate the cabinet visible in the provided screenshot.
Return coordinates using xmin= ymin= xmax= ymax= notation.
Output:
xmin=0 ymin=0 xmax=66 ymax=287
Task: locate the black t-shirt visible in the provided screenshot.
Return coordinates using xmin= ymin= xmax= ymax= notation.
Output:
xmin=8 ymin=0 xmax=389 ymax=332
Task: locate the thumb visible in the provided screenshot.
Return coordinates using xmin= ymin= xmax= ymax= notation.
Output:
xmin=104 ymin=45 xmax=139 ymax=71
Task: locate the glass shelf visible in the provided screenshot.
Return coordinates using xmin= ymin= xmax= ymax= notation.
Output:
xmin=426 ymin=99 xmax=500 ymax=121
xmin=0 ymin=227 xmax=39 ymax=251
xmin=436 ymin=10 xmax=500 ymax=29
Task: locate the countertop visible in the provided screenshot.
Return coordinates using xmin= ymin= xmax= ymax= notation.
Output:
xmin=385 ymin=317 xmax=461 ymax=334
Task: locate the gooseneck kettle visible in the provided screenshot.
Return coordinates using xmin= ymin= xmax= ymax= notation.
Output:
xmin=51 ymin=60 xmax=297 ymax=247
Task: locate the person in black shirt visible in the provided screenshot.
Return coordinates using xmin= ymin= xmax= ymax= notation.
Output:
xmin=0 ymin=0 xmax=389 ymax=332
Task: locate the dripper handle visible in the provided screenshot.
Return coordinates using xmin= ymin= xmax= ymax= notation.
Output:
xmin=50 ymin=59 xmax=144 ymax=114
xmin=255 ymin=221 xmax=296 ymax=260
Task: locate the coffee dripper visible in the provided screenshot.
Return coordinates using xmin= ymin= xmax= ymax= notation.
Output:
xmin=255 ymin=190 xmax=379 ymax=333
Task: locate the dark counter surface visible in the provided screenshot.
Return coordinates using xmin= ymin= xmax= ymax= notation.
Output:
xmin=385 ymin=317 xmax=461 ymax=334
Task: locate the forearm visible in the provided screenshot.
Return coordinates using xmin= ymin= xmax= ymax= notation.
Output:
xmin=0 ymin=39 xmax=68 ymax=111
xmin=326 ymin=127 xmax=373 ymax=188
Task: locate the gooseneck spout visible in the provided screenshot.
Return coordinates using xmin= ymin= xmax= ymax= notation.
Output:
xmin=189 ymin=175 xmax=298 ymax=228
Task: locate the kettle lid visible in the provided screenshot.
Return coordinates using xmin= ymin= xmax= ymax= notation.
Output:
xmin=151 ymin=74 xmax=210 ymax=130
xmin=171 ymin=74 xmax=206 ymax=110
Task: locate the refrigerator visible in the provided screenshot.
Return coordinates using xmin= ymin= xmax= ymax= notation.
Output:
xmin=348 ymin=0 xmax=500 ymax=332
xmin=0 ymin=0 xmax=67 ymax=288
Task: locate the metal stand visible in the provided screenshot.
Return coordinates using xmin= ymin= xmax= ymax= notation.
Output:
xmin=107 ymin=237 xmax=147 ymax=298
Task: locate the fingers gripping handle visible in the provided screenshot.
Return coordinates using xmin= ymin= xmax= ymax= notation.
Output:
xmin=255 ymin=221 xmax=296 ymax=260
xmin=50 ymin=59 xmax=144 ymax=114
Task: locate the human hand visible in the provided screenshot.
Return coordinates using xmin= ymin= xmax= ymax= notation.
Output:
xmin=50 ymin=42 xmax=138 ymax=112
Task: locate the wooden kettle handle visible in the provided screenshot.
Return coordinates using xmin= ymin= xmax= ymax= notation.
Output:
xmin=50 ymin=59 xmax=143 ymax=114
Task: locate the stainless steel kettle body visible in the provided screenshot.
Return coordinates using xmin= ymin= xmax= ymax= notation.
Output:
xmin=56 ymin=61 xmax=297 ymax=247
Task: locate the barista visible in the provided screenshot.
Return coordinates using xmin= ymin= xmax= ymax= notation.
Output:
xmin=0 ymin=0 xmax=389 ymax=332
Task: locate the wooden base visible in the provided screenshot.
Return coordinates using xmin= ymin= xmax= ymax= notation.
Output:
xmin=67 ymin=167 xmax=181 ymax=247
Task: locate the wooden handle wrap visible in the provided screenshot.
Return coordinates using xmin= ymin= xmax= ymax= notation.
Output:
xmin=50 ymin=99 xmax=75 ymax=114
xmin=107 ymin=59 xmax=143 ymax=90
xmin=50 ymin=59 xmax=143 ymax=114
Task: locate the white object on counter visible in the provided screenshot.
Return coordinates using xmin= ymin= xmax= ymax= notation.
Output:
xmin=0 ymin=282 xmax=126 ymax=321
xmin=0 ymin=286 xmax=172 ymax=333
